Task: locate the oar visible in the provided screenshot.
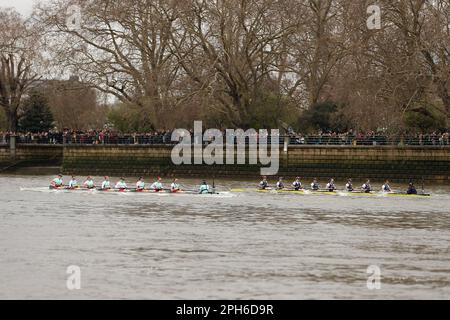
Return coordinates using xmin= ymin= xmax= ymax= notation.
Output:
xmin=421 ymin=176 xmax=425 ymax=194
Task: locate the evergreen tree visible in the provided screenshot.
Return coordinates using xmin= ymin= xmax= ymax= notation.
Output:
xmin=19 ymin=91 xmax=54 ymax=133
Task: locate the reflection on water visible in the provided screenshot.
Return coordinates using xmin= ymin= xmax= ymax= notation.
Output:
xmin=0 ymin=175 xmax=449 ymax=299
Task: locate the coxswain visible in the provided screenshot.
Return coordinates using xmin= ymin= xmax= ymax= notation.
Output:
xmin=345 ymin=179 xmax=354 ymax=192
xmin=50 ymin=174 xmax=64 ymax=188
xmin=136 ymin=177 xmax=145 ymax=191
xmin=171 ymin=179 xmax=181 ymax=193
xmin=115 ymin=178 xmax=128 ymax=190
xmin=101 ymin=176 xmax=111 ymax=190
xmin=382 ymin=180 xmax=392 ymax=193
xmin=292 ymin=177 xmax=302 ymax=191
xmin=259 ymin=176 xmax=269 ymax=190
xmin=83 ymin=176 xmax=95 ymax=189
xmin=276 ymin=177 xmax=285 ymax=190
xmin=311 ymin=178 xmax=320 ymax=191
xmin=150 ymin=177 xmax=164 ymax=191
xmin=68 ymin=176 xmax=78 ymax=189
xmin=407 ymin=182 xmax=418 ymax=195
xmin=199 ymin=180 xmax=210 ymax=194
xmin=326 ymin=178 xmax=336 ymax=192
xmin=361 ymin=179 xmax=372 ymax=193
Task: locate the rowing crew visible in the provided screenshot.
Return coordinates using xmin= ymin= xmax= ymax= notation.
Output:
xmin=259 ymin=177 xmax=419 ymax=195
xmin=50 ymin=175 xmax=214 ymax=194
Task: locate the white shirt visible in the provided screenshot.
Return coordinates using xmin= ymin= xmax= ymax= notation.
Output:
xmin=102 ymin=180 xmax=110 ymax=189
xmin=115 ymin=181 xmax=127 ymax=189
xmin=69 ymin=180 xmax=77 ymax=188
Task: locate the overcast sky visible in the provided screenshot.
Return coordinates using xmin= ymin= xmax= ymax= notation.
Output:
xmin=0 ymin=0 xmax=36 ymax=17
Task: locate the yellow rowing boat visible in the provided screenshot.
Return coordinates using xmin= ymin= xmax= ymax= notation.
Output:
xmin=230 ymin=188 xmax=431 ymax=198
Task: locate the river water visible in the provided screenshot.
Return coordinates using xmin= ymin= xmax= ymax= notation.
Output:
xmin=0 ymin=175 xmax=449 ymax=299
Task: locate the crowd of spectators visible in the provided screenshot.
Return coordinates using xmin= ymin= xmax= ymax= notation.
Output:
xmin=0 ymin=129 xmax=449 ymax=146
xmin=288 ymin=130 xmax=450 ymax=146
xmin=0 ymin=130 xmax=174 ymax=145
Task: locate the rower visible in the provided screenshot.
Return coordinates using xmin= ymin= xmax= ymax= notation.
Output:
xmin=311 ymin=178 xmax=320 ymax=191
xmin=83 ymin=176 xmax=95 ymax=189
xmin=136 ymin=177 xmax=145 ymax=191
xmin=171 ymin=179 xmax=180 ymax=193
xmin=115 ymin=178 xmax=128 ymax=190
xmin=361 ymin=179 xmax=372 ymax=193
xmin=326 ymin=178 xmax=336 ymax=192
xmin=50 ymin=174 xmax=64 ymax=188
xmin=345 ymin=179 xmax=354 ymax=192
xmin=68 ymin=176 xmax=78 ymax=189
xmin=276 ymin=177 xmax=285 ymax=190
xmin=101 ymin=176 xmax=111 ymax=190
xmin=407 ymin=182 xmax=418 ymax=195
xmin=150 ymin=177 xmax=164 ymax=191
xmin=259 ymin=176 xmax=269 ymax=190
xmin=199 ymin=180 xmax=210 ymax=194
xmin=292 ymin=177 xmax=302 ymax=191
xmin=382 ymin=180 xmax=392 ymax=193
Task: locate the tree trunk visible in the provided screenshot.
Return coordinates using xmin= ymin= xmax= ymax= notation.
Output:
xmin=6 ymin=109 xmax=18 ymax=133
xmin=436 ymin=80 xmax=450 ymax=118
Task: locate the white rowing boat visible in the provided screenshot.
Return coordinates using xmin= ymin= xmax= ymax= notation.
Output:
xmin=44 ymin=186 xmax=220 ymax=195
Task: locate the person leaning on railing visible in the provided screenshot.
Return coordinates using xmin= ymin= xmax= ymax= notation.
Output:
xmin=5 ymin=130 xmax=450 ymax=146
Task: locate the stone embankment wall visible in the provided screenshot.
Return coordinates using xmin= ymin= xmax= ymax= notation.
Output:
xmin=60 ymin=145 xmax=450 ymax=182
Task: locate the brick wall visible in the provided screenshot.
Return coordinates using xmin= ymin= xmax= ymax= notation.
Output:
xmin=0 ymin=146 xmax=10 ymax=166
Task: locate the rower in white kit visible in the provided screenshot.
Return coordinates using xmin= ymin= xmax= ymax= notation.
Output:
xmin=292 ymin=177 xmax=302 ymax=191
xmin=345 ymin=179 xmax=354 ymax=192
xmin=150 ymin=177 xmax=164 ymax=192
xmin=362 ymin=179 xmax=372 ymax=193
xmin=101 ymin=176 xmax=111 ymax=190
xmin=68 ymin=176 xmax=78 ymax=189
xmin=276 ymin=177 xmax=285 ymax=190
xmin=115 ymin=178 xmax=128 ymax=190
xmin=83 ymin=176 xmax=95 ymax=189
xmin=326 ymin=178 xmax=336 ymax=192
xmin=50 ymin=174 xmax=64 ymax=188
xmin=171 ymin=179 xmax=181 ymax=193
xmin=259 ymin=176 xmax=269 ymax=190
xmin=311 ymin=178 xmax=320 ymax=191
xmin=382 ymin=180 xmax=392 ymax=193
xmin=136 ymin=177 xmax=145 ymax=191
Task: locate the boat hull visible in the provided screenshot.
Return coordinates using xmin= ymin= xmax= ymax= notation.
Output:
xmin=230 ymin=188 xmax=431 ymax=198
xmin=48 ymin=186 xmax=218 ymax=195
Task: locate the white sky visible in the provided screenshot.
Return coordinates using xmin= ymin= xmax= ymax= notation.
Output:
xmin=0 ymin=0 xmax=37 ymax=17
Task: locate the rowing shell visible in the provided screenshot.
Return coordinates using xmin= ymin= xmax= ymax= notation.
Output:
xmin=48 ymin=186 xmax=219 ymax=195
xmin=230 ymin=188 xmax=431 ymax=198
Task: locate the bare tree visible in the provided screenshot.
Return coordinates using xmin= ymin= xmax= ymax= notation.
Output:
xmin=38 ymin=0 xmax=186 ymax=129
xmin=35 ymin=0 xmax=449 ymax=131
xmin=171 ymin=0 xmax=295 ymax=128
xmin=281 ymin=0 xmax=351 ymax=108
xmin=0 ymin=8 xmax=41 ymax=132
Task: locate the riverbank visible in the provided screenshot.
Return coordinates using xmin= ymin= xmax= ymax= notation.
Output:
xmin=1 ymin=144 xmax=450 ymax=182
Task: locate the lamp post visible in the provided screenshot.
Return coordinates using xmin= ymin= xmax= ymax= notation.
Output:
xmin=10 ymin=134 xmax=16 ymax=160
